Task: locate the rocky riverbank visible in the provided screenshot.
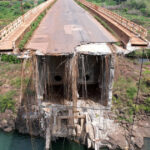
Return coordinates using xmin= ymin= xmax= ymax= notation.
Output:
xmin=0 ymin=110 xmax=16 ymax=132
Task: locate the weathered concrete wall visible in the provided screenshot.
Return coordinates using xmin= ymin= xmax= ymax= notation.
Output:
xmin=36 ymin=53 xmax=113 ymax=106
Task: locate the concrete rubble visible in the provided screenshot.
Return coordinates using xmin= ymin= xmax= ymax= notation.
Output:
xmin=38 ymin=100 xmax=125 ymax=149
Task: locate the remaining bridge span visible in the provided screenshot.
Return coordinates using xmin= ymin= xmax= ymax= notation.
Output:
xmin=25 ymin=0 xmax=117 ymax=54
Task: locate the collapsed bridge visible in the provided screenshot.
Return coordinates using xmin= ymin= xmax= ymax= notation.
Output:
xmin=15 ymin=0 xmax=119 ymax=149
xmin=24 ymin=43 xmax=116 ymax=150
xmin=7 ymin=0 xmax=149 ymax=149
xmin=18 ymin=0 xmax=130 ymax=149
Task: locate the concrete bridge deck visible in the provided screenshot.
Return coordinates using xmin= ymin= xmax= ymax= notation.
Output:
xmin=25 ymin=0 xmax=117 ymax=55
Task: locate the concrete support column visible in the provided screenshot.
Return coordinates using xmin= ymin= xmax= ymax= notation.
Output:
xmin=71 ymin=53 xmax=78 ymax=122
xmin=108 ymin=55 xmax=115 ymax=107
xmin=45 ymin=119 xmax=51 ymax=150
xmin=36 ymin=56 xmax=45 ymax=105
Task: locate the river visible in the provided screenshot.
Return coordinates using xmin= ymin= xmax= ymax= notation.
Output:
xmin=0 ymin=130 xmax=99 ymax=150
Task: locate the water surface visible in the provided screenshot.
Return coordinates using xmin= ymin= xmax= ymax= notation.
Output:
xmin=0 ymin=130 xmax=90 ymax=150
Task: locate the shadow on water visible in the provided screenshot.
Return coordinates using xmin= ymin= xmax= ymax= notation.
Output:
xmin=0 ymin=130 xmax=98 ymax=150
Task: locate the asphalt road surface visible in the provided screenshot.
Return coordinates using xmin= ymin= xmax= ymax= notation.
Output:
xmin=26 ymin=0 xmax=117 ymax=55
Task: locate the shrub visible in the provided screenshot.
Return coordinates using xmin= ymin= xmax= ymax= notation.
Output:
xmin=1 ymin=54 xmax=21 ymax=64
xmin=38 ymin=0 xmax=45 ymax=5
xmin=114 ymin=0 xmax=127 ymax=4
xmin=143 ymin=77 xmax=150 ymax=87
xmin=13 ymin=10 xmax=22 ymax=16
xmin=143 ymin=70 xmax=150 ymax=75
xmin=139 ymin=98 xmax=150 ymax=113
xmin=0 ymin=91 xmax=16 ymax=113
xmin=145 ymin=97 xmax=150 ymax=105
xmin=10 ymin=77 xmax=21 ymax=88
xmin=0 ymin=1 xmax=10 ymax=7
xmin=126 ymin=49 xmax=150 ymax=58
xmin=126 ymin=87 xmax=137 ymax=99
xmin=123 ymin=8 xmax=128 ymax=12
xmin=140 ymin=8 xmax=146 ymax=14
xmin=23 ymin=2 xmax=32 ymax=9
xmin=144 ymin=9 xmax=150 ymax=17
xmin=136 ymin=1 xmax=146 ymax=9
xmin=0 ymin=80 xmax=3 ymax=86
xmin=127 ymin=0 xmax=146 ymax=9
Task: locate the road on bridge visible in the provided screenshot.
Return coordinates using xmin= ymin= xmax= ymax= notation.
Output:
xmin=26 ymin=0 xmax=117 ymax=55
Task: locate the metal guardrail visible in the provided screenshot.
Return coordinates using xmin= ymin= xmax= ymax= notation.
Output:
xmin=78 ymin=0 xmax=147 ymax=38
xmin=0 ymin=0 xmax=51 ymax=41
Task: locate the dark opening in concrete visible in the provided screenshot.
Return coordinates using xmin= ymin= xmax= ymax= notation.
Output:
xmin=54 ymin=75 xmax=62 ymax=82
xmin=37 ymin=55 xmax=72 ymax=103
xmin=85 ymin=74 xmax=90 ymax=81
xmin=37 ymin=54 xmax=112 ymax=106
xmin=77 ymin=54 xmax=111 ymax=105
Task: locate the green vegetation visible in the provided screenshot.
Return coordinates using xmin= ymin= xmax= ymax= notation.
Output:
xmin=0 ymin=57 xmax=22 ymax=114
xmin=0 ymin=91 xmax=16 ymax=113
xmin=1 ymin=54 xmax=21 ymax=64
xmin=10 ymin=77 xmax=21 ymax=89
xmin=0 ymin=80 xmax=3 ymax=86
xmin=113 ymin=62 xmax=150 ymax=123
xmin=125 ymin=0 xmax=150 ymax=17
xmin=113 ymin=83 xmax=150 ymax=123
xmin=143 ymin=62 xmax=150 ymax=65
xmin=126 ymin=49 xmax=150 ymax=58
xmin=0 ymin=0 xmax=45 ymax=29
xmin=87 ymin=0 xmax=150 ymax=15
xmin=87 ymin=0 xmax=117 ymax=6
xmin=142 ymin=69 xmax=150 ymax=89
xmin=10 ymin=76 xmax=30 ymax=89
xmin=0 ymin=1 xmax=22 ymax=29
